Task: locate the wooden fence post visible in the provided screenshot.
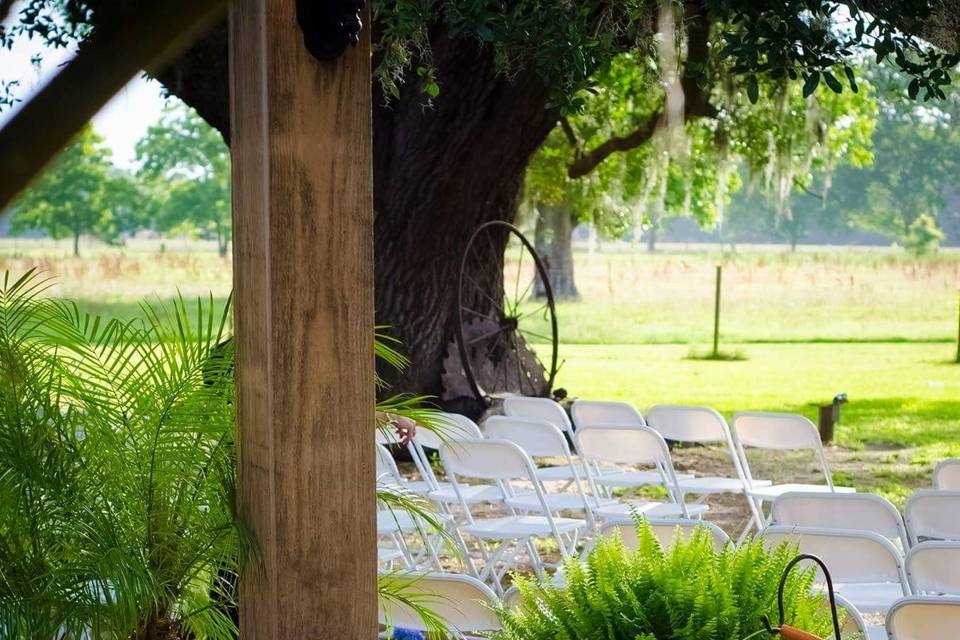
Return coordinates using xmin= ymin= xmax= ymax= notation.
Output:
xmin=712 ymin=264 xmax=722 ymax=358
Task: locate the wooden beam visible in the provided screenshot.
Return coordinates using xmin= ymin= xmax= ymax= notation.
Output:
xmin=0 ymin=0 xmax=226 ymax=209
xmin=229 ymin=1 xmax=376 ymax=638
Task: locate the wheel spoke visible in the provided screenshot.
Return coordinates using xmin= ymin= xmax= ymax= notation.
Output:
xmin=467 ymin=325 xmax=508 ymax=345
xmin=515 ymin=272 xmax=537 ymax=309
xmin=516 ymin=302 xmax=548 ymax=321
xmin=517 ymin=327 xmax=553 ymax=343
xmin=463 ymin=273 xmax=503 ymax=312
xmin=462 ymin=306 xmax=497 ymax=320
xmin=512 ymin=245 xmax=524 ymax=314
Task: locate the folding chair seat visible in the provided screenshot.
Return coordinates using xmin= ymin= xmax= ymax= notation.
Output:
xmin=484 ymin=416 xmax=614 ymax=527
xmin=732 ymin=411 xmax=854 ymax=537
xmin=502 ymin=396 xmax=589 ymax=482
xmin=574 ymin=426 xmax=708 ymax=522
xmin=933 ymin=459 xmax=960 ymax=490
xmin=439 ymin=438 xmax=588 ymax=593
xmin=905 ymin=490 xmax=960 ymax=545
xmin=761 ymin=526 xmax=910 ymax=614
xmin=570 ymin=399 xmax=646 ymax=429
xmin=771 ymin=491 xmax=909 ymax=550
xmin=884 ymin=597 xmax=960 ymax=640
xmin=378 ymin=572 xmax=501 ymax=638
xmin=906 ymin=542 xmax=960 ymax=595
xmin=646 ymin=405 xmax=769 ymax=523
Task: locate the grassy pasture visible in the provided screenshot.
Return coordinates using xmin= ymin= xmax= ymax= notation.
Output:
xmin=4 ymin=240 xmax=959 ymax=529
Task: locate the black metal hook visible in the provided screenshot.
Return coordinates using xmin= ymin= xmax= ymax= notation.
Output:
xmin=759 ymin=554 xmax=843 ymax=639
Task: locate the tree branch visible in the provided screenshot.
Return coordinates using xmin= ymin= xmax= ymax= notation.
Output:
xmin=559 ymin=116 xmax=581 ymax=152
xmin=567 ymin=1 xmax=716 ymax=179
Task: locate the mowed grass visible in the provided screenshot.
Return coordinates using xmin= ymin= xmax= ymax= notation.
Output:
xmin=4 ymin=240 xmax=960 ymax=514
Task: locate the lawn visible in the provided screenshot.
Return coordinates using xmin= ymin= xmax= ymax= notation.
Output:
xmin=4 ymin=239 xmax=959 ymax=529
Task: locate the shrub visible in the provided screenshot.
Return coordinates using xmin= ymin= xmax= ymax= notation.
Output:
xmin=496 ymin=521 xmax=838 ymax=640
xmin=905 ymin=213 xmax=944 ymax=257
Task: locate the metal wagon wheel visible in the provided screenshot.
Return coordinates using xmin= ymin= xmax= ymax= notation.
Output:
xmin=455 ymin=221 xmax=559 ymax=405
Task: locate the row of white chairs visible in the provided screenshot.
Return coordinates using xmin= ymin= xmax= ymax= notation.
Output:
xmin=380 ymin=517 xmax=960 ymax=639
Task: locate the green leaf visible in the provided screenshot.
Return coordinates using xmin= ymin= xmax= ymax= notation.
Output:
xmin=802 ymin=71 xmax=821 ymax=97
xmin=908 ymin=78 xmax=920 ymax=99
xmin=823 ymin=71 xmax=842 ymax=94
xmin=844 ymin=66 xmax=858 ymax=93
xmin=424 ymin=82 xmax=440 ymax=98
xmin=746 ymin=75 xmax=759 ymax=104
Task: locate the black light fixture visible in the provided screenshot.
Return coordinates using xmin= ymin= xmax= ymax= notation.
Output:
xmin=296 ymin=1 xmax=365 ymax=62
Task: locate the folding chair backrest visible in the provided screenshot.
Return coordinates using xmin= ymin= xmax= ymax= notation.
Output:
xmin=484 ymin=416 xmax=570 ymax=458
xmin=378 ymin=572 xmax=501 ymax=634
xmin=503 ymin=396 xmax=573 ymax=435
xmin=440 ymin=438 xmax=536 ymax=482
xmin=595 ymin=519 xmax=729 ymax=553
xmin=415 ymin=413 xmax=484 ymax=450
xmin=761 ymin=526 xmax=909 ymax=588
xmin=376 ymin=443 xmax=403 ymax=484
xmin=575 ymin=425 xmax=670 ymax=467
xmin=885 ymin=597 xmax=960 ymax=640
xmin=771 ymin=492 xmax=908 ymax=549
xmin=732 ymin=411 xmax=833 ymax=486
xmin=906 ymin=542 xmax=960 ymax=595
xmin=933 ymin=459 xmax=960 ymax=490
xmin=646 ymin=405 xmax=729 ymax=443
xmin=570 ymin=400 xmax=645 ymax=429
xmin=905 ymin=490 xmax=960 ymax=545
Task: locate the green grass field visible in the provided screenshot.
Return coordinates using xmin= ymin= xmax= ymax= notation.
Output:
xmin=4 ymin=240 xmax=959 ymax=524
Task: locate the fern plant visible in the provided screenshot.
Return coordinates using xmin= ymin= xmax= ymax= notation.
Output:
xmin=0 ymin=269 xmax=453 ymax=639
xmin=496 ymin=520 xmax=841 ymax=640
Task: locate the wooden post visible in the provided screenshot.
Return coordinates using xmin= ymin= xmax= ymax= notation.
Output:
xmin=229 ymin=2 xmax=376 ymax=638
xmin=956 ymin=290 xmax=960 ymax=364
xmin=712 ymin=264 xmax=722 ymax=358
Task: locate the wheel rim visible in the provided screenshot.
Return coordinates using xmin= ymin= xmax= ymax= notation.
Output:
xmin=455 ymin=221 xmax=559 ymax=405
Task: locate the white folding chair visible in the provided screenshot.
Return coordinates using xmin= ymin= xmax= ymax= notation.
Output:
xmin=761 ymin=526 xmax=910 ymax=614
xmin=439 ymin=438 xmax=588 ymax=593
xmin=593 ymin=518 xmax=729 ymax=552
xmin=484 ymin=416 xmax=611 ymax=528
xmin=732 ymin=411 xmax=854 ymax=538
xmin=574 ymin=426 xmax=707 ymax=522
xmin=378 ymin=572 xmax=501 ymax=638
xmin=906 ymin=542 xmax=960 ymax=595
xmin=771 ymin=492 xmax=910 ymax=550
xmin=646 ymin=405 xmax=769 ymax=528
xmin=501 ymin=397 xmax=589 ymax=482
xmin=570 ymin=399 xmax=646 ymax=429
xmin=885 ymin=597 xmax=960 ymax=640
xmin=904 ymin=490 xmax=960 ymax=545
xmin=834 ymin=594 xmax=886 ymax=640
xmin=933 ymin=459 xmax=960 ymax=490
xmin=408 ymin=416 xmax=507 ymax=507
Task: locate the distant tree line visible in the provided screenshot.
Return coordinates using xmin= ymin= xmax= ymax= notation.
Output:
xmin=7 ymin=105 xmax=230 ymax=256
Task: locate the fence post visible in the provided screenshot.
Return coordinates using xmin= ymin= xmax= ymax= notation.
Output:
xmin=713 ymin=264 xmax=722 ymax=358
xmin=956 ymin=289 xmax=959 ymax=364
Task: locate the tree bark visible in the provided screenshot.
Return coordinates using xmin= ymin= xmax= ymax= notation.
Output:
xmin=534 ymin=204 xmax=579 ymax=300
xmin=151 ymin=26 xmax=557 ymax=397
xmin=73 ymin=231 xmax=80 ymax=257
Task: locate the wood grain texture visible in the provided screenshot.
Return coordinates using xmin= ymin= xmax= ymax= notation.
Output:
xmin=229 ymin=1 xmax=375 ymax=637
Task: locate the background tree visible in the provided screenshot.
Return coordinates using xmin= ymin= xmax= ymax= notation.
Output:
xmin=136 ymin=105 xmax=232 ymax=256
xmin=10 ymin=126 xmax=122 ymax=256
xmin=829 ymin=63 xmax=960 ymax=252
xmin=3 ymin=0 xmax=958 ymax=399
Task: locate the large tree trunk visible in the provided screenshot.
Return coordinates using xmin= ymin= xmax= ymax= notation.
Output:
xmin=534 ymin=204 xmax=579 ymax=300
xmin=152 ymin=26 xmax=557 ymax=398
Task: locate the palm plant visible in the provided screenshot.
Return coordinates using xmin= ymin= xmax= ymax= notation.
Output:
xmin=0 ymin=269 xmax=244 ymax=638
xmin=0 ymin=269 xmax=454 ymax=638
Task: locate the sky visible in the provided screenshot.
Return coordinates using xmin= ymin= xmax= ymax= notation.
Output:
xmin=1 ymin=7 xmax=170 ymax=168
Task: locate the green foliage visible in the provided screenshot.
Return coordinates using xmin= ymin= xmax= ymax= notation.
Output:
xmin=10 ymin=126 xmax=137 ymax=255
xmin=905 ymin=213 xmax=945 ymax=256
xmin=0 ymin=269 xmax=245 ymax=637
xmin=496 ymin=520 xmax=835 ymax=640
xmin=136 ymin=105 xmax=232 ymax=256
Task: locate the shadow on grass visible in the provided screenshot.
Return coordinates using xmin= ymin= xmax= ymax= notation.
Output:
xmin=685 ymin=346 xmax=749 ymax=361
